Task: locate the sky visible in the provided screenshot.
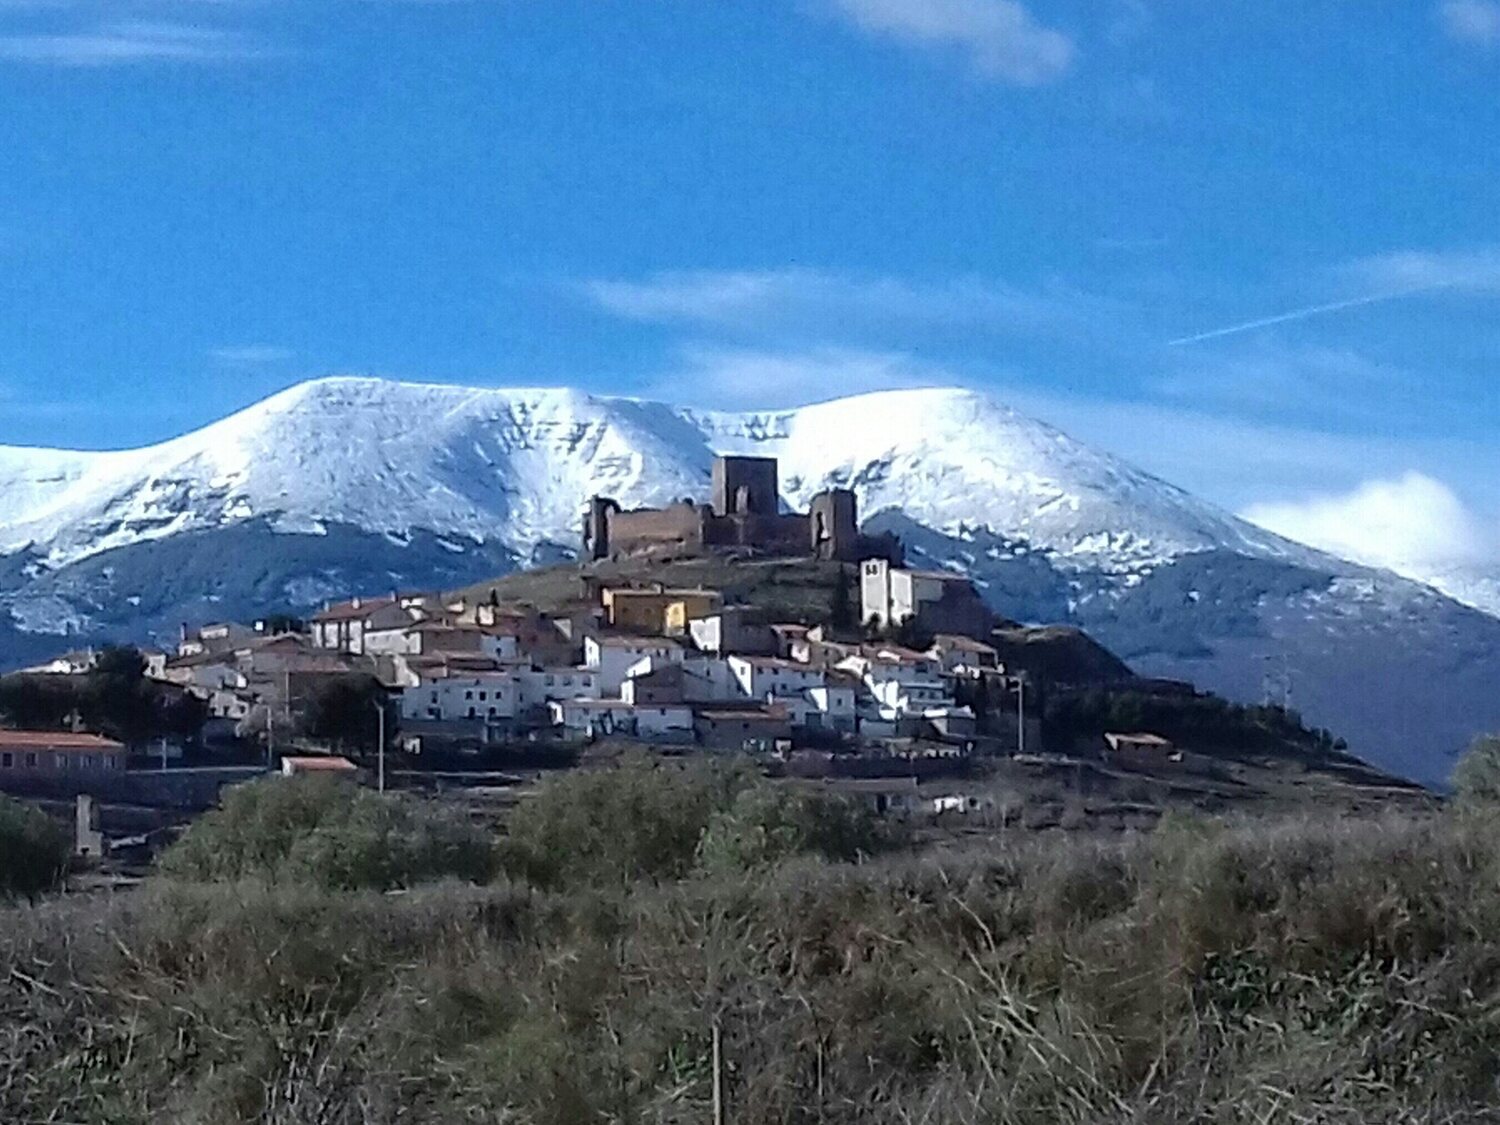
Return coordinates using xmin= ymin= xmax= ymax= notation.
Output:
xmin=0 ymin=0 xmax=1497 ymax=584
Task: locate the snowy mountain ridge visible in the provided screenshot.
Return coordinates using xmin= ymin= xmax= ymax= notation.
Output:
xmin=0 ymin=376 xmax=1322 ymax=581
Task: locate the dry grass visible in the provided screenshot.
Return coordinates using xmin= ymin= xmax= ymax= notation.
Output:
xmin=5 ymin=808 xmax=1500 ymax=1122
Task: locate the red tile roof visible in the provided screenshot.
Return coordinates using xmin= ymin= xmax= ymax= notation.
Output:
xmin=282 ymin=756 xmax=359 ymax=771
xmin=0 ymin=730 xmax=125 ymax=751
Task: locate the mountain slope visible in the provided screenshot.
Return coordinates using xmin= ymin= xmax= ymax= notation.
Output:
xmin=1 ymin=376 xmax=1496 ymax=785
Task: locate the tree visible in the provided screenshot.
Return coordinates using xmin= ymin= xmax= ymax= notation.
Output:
xmin=830 ymin=566 xmax=855 ymax=631
xmin=1453 ymin=734 xmax=1500 ymax=805
xmin=259 ymin=613 xmax=307 ymax=636
xmin=299 ymin=674 xmax=388 ymax=752
xmin=159 ymin=775 xmax=495 ymax=890
xmin=0 ymin=796 xmax=70 ymax=902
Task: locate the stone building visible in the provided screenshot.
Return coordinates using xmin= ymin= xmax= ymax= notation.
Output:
xmin=583 ymin=455 xmax=899 ymax=564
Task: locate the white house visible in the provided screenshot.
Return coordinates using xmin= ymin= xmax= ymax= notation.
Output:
xmin=364 ymin=620 xmax=520 ymax=664
xmin=839 ymin=650 xmax=953 ymax=718
xmin=806 ymin=681 xmax=859 ymax=733
xmin=859 ymin=559 xmax=990 ymax=635
xmin=584 ymin=635 xmax=685 ymax=694
xmin=548 ymin=699 xmax=694 ymax=741
xmin=927 ymin=634 xmax=1002 ymax=676
xmin=727 ymin=656 xmax=825 ymax=701
xmin=515 ymin=666 xmax=602 ymax=710
xmin=400 ymin=672 xmax=519 ymax=724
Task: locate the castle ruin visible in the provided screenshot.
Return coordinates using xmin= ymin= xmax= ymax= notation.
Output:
xmin=583 ymin=455 xmax=900 ymax=564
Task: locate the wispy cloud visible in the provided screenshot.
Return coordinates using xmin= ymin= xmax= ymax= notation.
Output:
xmin=1343 ymin=246 xmax=1500 ymax=292
xmin=587 ymin=268 xmax=1118 ymax=336
xmin=0 ymin=19 xmax=270 ymax=66
xmin=824 ymin=0 xmax=1074 ymax=84
xmin=642 ymin=345 xmax=956 ymax=410
xmin=1165 ymin=285 xmax=1455 ymax=346
xmin=210 ymin=344 xmax=295 ymax=365
xmin=1166 ymin=247 xmax=1500 ymax=346
xmin=1440 ymin=0 xmax=1500 ymax=47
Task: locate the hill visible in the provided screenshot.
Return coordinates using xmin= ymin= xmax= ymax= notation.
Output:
xmin=2 ymin=377 xmax=1498 ymax=785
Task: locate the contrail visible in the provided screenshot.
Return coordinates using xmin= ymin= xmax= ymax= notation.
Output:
xmin=1166 ymin=281 xmax=1455 ymax=346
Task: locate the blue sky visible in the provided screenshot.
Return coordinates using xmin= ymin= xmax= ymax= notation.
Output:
xmin=0 ymin=0 xmax=1497 ymax=577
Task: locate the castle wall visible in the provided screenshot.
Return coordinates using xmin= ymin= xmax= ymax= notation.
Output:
xmin=604 ymin=503 xmax=709 ymax=556
xmin=712 ymin=457 xmax=779 ymax=517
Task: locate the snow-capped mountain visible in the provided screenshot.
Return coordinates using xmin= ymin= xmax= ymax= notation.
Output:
xmin=2 ymin=376 xmax=1497 ymax=786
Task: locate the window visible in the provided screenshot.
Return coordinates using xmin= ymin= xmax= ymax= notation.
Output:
xmin=25 ymin=753 xmax=36 ymax=768
xmin=465 ymin=690 xmax=474 ymax=700
xmin=479 ymin=691 xmax=487 ymax=701
xmin=545 ymin=675 xmax=555 ymax=687
xmin=0 ymin=753 xmax=10 ymax=769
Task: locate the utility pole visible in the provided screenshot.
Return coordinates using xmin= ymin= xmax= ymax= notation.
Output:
xmin=374 ymin=699 xmax=386 ymax=794
xmin=1016 ymin=675 xmax=1025 ymax=757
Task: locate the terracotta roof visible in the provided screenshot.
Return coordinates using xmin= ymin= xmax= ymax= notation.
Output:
xmin=0 ymin=730 xmax=125 ymax=751
xmin=591 ymin=634 xmax=684 ymax=649
xmin=694 ymin=704 xmax=791 ymax=722
xmin=282 ymin=756 xmax=359 ymax=771
xmin=312 ymin=595 xmax=398 ymax=623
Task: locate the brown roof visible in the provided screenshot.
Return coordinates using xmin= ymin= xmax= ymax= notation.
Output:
xmin=903 ymin=568 xmax=970 ymax=583
xmin=0 ymin=730 xmax=125 ymax=751
xmin=730 ymin=655 xmax=817 ymax=671
xmin=694 ymin=704 xmax=791 ymax=722
xmin=932 ymin=634 xmax=998 ymax=653
xmin=591 ymin=634 xmax=684 ymax=649
xmin=282 ymin=756 xmax=359 ymax=771
xmin=312 ymin=595 xmax=398 ymax=623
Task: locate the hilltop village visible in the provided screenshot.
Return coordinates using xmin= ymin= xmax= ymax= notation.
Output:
xmin=0 ymin=454 xmax=1417 ymax=851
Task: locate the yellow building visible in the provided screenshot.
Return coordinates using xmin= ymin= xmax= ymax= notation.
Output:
xmin=602 ymin=587 xmax=721 ymax=634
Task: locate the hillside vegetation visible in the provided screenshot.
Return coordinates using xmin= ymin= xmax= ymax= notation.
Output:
xmin=2 ymin=754 xmax=1499 ymax=1123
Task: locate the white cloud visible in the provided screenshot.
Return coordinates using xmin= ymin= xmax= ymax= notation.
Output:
xmin=1440 ymin=0 xmax=1500 ymax=47
xmin=587 ymin=268 xmax=1117 ymax=335
xmin=1241 ymin=473 xmax=1491 ymax=575
xmin=642 ymin=345 xmax=959 ymax=410
xmin=825 ymin=0 xmax=1074 ymax=84
xmin=0 ymin=20 xmax=269 ymax=66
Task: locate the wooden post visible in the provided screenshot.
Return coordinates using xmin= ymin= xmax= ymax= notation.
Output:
xmin=712 ymin=1019 xmax=723 ymax=1125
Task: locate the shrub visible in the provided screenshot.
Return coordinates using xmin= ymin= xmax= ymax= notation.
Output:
xmin=499 ymin=756 xmax=757 ymax=888
xmin=159 ymin=775 xmax=495 ymax=890
xmin=1452 ymin=733 xmax=1500 ymax=804
xmin=696 ymin=784 xmax=890 ymax=874
xmin=0 ymin=795 xmax=69 ymax=902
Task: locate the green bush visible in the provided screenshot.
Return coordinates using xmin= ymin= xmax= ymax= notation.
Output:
xmin=696 ymin=784 xmax=890 ymax=875
xmin=0 ymin=795 xmax=69 ymax=902
xmin=498 ymin=756 xmax=756 ymax=888
xmin=159 ymin=775 xmax=495 ymax=890
xmin=499 ymin=757 xmax=892 ymax=888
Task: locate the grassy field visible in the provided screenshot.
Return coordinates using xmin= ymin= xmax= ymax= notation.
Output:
xmin=453 ymin=551 xmax=850 ymax=624
xmin=1 ymin=763 xmax=1496 ymax=1124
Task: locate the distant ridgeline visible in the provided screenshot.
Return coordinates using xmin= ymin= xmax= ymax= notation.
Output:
xmin=583 ymin=455 xmax=902 ymax=564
